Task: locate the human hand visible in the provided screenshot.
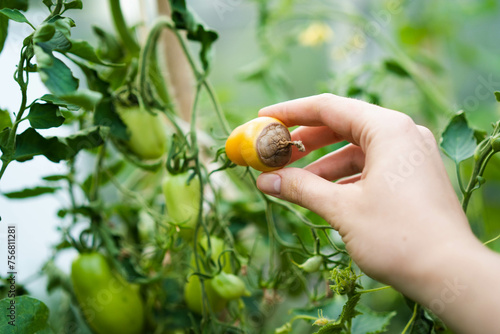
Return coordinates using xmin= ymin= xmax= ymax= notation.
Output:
xmin=256 ymin=94 xmax=480 ymax=294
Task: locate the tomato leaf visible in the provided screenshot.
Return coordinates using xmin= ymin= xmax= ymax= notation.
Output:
xmin=42 ymin=174 xmax=69 ymax=181
xmin=35 ymin=45 xmax=79 ymax=95
xmin=60 ymin=89 xmax=102 ymax=111
xmin=94 ymin=98 xmax=128 ymax=141
xmin=0 ymin=8 xmax=32 ymax=27
xmin=0 ymin=13 xmax=8 ymax=53
xmin=40 ymin=94 xmax=80 ymax=111
xmin=4 ymin=186 xmax=60 ymax=199
xmin=494 ymin=91 xmax=500 ymax=102
xmin=0 ymin=128 xmax=10 ymax=152
xmin=63 ymin=126 xmax=106 ymax=155
xmin=14 ymin=126 xmax=105 ymax=162
xmin=3 ymin=0 xmax=28 ymax=11
xmin=169 ymin=0 xmax=218 ymax=72
xmin=440 ymin=111 xmax=477 ymax=164
xmin=92 ymin=26 xmax=124 ymax=63
xmin=0 ymin=296 xmax=54 ymax=333
xmin=27 ymin=103 xmax=65 ymax=129
xmin=63 ymin=0 xmax=82 ymax=11
xmin=351 ymin=304 xmax=396 ymax=334
xmin=384 ymin=59 xmax=410 ymax=77
xmin=42 ymin=0 xmax=53 ymax=9
xmin=68 ymin=39 xmax=122 ymax=67
xmin=0 ymin=108 xmax=12 ymax=129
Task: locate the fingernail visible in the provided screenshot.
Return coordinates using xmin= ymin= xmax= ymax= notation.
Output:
xmin=257 ymin=173 xmax=281 ymax=195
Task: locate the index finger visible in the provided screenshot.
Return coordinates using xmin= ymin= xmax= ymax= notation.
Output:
xmin=258 ymin=93 xmax=398 ymax=146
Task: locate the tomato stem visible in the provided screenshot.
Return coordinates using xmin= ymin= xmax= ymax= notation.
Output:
xmin=109 ymin=0 xmax=140 ymax=57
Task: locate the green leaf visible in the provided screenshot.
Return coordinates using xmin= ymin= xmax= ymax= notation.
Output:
xmin=60 ymin=89 xmax=102 ymax=111
xmin=4 ymin=186 xmax=59 ymax=199
xmin=71 ymin=58 xmax=110 ymax=94
xmin=40 ymin=94 xmax=79 ymax=111
xmin=63 ymin=0 xmax=82 ymax=11
xmin=27 ymin=103 xmax=65 ymax=129
xmin=42 ymin=0 xmax=53 ymax=9
xmin=314 ymin=322 xmax=343 ymax=334
xmin=92 ymin=26 xmax=124 ymax=63
xmin=14 ymin=127 xmax=105 ymax=163
xmin=68 ymin=39 xmax=121 ymax=66
xmin=0 ymin=296 xmax=54 ymax=334
xmin=384 ymin=59 xmax=410 ymax=77
xmin=33 ymin=23 xmax=56 ymax=43
xmin=63 ymin=126 xmax=106 ymax=155
xmin=169 ymin=0 xmax=218 ymax=72
xmin=494 ymin=91 xmax=500 ymax=102
xmin=3 ymin=0 xmax=28 ymax=11
xmin=0 ymin=8 xmax=32 ymax=27
xmin=35 ymin=45 xmax=79 ymax=96
xmin=35 ymin=28 xmax=71 ymax=52
xmin=94 ymin=98 xmax=128 ymax=141
xmin=0 ymin=128 xmax=10 ymax=152
xmin=351 ymin=304 xmax=396 ymax=334
xmin=42 ymin=174 xmax=69 ymax=181
xmin=440 ymin=111 xmax=477 ymax=164
xmin=14 ymin=127 xmax=48 ymax=161
xmin=0 ymin=108 xmax=12 ymax=129
xmin=0 ymin=14 xmax=8 ymax=53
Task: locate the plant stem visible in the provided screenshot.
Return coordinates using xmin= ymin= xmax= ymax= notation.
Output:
xmin=359 ymin=285 xmax=392 ymax=294
xmin=45 ymin=0 xmax=64 ymax=21
xmin=401 ymin=303 xmax=418 ymax=334
xmin=456 ymin=163 xmax=465 ymax=194
xmin=462 ymin=145 xmax=494 ymax=212
xmin=109 ymin=0 xmax=140 ymax=57
xmin=202 ymin=80 xmax=231 ymax=136
xmin=0 ymin=48 xmax=30 ymax=182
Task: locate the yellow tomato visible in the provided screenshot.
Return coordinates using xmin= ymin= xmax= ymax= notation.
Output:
xmin=225 ymin=117 xmax=304 ymax=172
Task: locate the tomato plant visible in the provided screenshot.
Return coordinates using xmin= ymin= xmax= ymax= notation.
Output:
xmin=0 ymin=1 xmax=499 ymax=334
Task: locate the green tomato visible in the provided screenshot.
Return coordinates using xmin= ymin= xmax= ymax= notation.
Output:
xmin=162 ymin=172 xmax=201 ymax=238
xmin=210 ymin=272 xmax=250 ymax=300
xmin=190 ymin=236 xmax=232 ymax=274
xmin=71 ymin=253 xmax=144 ymax=334
xmin=116 ymin=105 xmax=167 ymax=160
xmin=298 ymin=255 xmax=323 ymax=273
xmin=184 ymin=275 xmax=227 ymax=315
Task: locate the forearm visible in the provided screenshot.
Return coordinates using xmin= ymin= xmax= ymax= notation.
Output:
xmin=399 ymin=240 xmax=500 ymax=333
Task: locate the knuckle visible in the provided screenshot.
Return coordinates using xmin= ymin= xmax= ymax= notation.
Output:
xmin=417 ymin=125 xmax=435 ymax=141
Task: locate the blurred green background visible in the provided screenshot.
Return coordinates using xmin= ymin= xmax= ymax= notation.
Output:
xmin=1 ymin=0 xmax=500 ymax=333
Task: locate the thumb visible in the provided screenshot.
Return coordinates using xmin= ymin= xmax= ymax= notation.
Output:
xmin=256 ymin=167 xmax=348 ymax=219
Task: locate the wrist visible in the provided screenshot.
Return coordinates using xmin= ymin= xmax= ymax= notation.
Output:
xmin=394 ymin=236 xmax=500 ymax=333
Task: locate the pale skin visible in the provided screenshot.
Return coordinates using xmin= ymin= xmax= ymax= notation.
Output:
xmin=256 ymin=94 xmax=500 ymax=334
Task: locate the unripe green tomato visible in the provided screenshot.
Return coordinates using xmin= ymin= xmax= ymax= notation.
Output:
xmin=116 ymin=105 xmax=167 ymax=160
xmin=71 ymin=253 xmax=144 ymax=334
xmin=210 ymin=272 xmax=250 ymax=300
xmin=184 ymin=275 xmax=227 ymax=315
xmin=162 ymin=172 xmax=201 ymax=238
xmin=190 ymin=236 xmax=232 ymax=274
xmin=298 ymin=255 xmax=323 ymax=273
